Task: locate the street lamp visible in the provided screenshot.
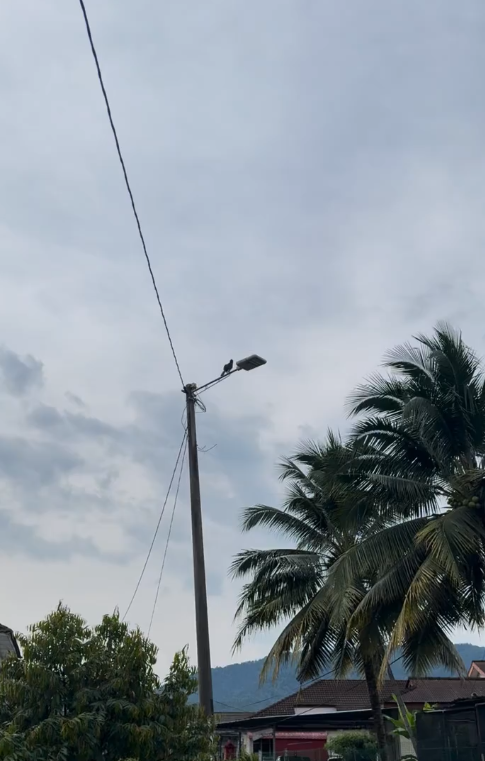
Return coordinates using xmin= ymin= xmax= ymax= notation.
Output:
xmin=236 ymin=354 xmax=267 ymax=371
xmin=183 ymin=354 xmax=267 ymax=716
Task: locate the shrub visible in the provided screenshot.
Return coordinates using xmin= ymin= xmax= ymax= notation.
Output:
xmin=326 ymin=730 xmax=378 ymax=761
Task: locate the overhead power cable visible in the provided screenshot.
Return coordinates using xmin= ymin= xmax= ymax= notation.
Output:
xmin=123 ymin=431 xmax=187 ymax=621
xmin=148 ymin=437 xmax=188 ymax=636
xmin=196 ymin=375 xmax=232 ymax=397
xmin=77 ymin=0 xmax=185 ymax=388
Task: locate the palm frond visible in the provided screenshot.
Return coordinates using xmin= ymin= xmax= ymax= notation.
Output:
xmin=384 ymin=341 xmax=436 ymax=386
xmin=240 ymin=505 xmax=326 ymax=548
xmin=347 ymin=374 xmax=409 ymax=418
xmin=260 ymin=589 xmax=337 ymax=683
xmin=416 ymin=506 xmax=485 ymax=585
xmin=328 ymin=518 xmax=428 ymax=593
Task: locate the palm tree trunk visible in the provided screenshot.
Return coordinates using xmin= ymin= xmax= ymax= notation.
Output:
xmin=363 ymin=658 xmax=389 ymax=761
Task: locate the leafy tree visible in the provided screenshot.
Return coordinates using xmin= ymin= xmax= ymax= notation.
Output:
xmin=0 ymin=604 xmax=213 ymax=761
xmin=332 ymin=324 xmax=485 ymax=675
xmin=163 ymin=649 xmax=215 ymax=761
xmin=233 ymin=436 xmax=400 ymax=761
xmin=326 ymin=730 xmax=377 ymax=761
xmin=232 ymin=428 xmax=463 ymax=760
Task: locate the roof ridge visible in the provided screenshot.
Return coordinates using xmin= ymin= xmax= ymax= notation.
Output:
xmin=252 ymin=682 xmax=308 ymax=719
xmin=252 ymin=677 xmax=408 ymax=719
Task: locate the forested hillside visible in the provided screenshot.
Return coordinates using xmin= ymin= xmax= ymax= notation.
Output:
xmin=202 ymin=643 xmax=484 ymax=711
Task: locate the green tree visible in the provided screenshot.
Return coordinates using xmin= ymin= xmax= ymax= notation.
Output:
xmin=232 ymin=430 xmax=462 ymax=760
xmin=333 ymin=324 xmax=485 ymax=674
xmin=0 ymin=604 xmax=213 ymax=761
xmin=162 ymin=648 xmax=215 ymax=761
xmin=232 ymin=436 xmax=405 ymax=761
xmin=326 ymin=730 xmax=377 ymax=761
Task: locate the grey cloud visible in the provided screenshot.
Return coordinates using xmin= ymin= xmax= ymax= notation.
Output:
xmin=0 ymin=511 xmax=127 ymax=563
xmin=0 ymin=348 xmax=43 ymax=397
xmin=3 ymin=0 xmax=485 ymax=634
xmin=0 ymin=510 xmax=118 ymax=562
xmin=2 ymin=0 xmax=485 ymax=375
xmin=126 ymin=391 xmax=276 ymax=521
xmin=64 ymin=412 xmax=120 ymax=441
xmin=7 ymin=376 xmax=276 ymax=578
xmin=65 ymin=392 xmax=86 ymax=409
xmin=28 ymin=404 xmax=120 ymax=442
xmin=27 ymin=404 xmax=64 ymax=430
xmin=0 ymin=436 xmax=82 ymax=489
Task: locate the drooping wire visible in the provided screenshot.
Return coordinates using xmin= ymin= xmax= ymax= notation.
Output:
xmin=77 ymin=0 xmax=185 ymax=389
xmin=123 ymin=431 xmax=187 ymax=621
xmin=148 ymin=437 xmax=188 ymax=636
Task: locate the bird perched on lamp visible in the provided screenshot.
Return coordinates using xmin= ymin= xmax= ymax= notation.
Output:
xmin=221 ymin=359 xmax=233 ymax=377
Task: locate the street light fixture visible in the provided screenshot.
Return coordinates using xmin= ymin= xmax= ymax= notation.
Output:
xmin=183 ymin=354 xmax=267 ymax=717
xmin=236 ymin=354 xmax=267 ymax=372
xmin=196 ymin=355 xmax=267 ymax=394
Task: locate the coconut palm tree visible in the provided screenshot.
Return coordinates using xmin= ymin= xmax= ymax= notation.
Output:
xmin=332 ymin=323 xmax=485 ymax=672
xmin=231 ymin=434 xmax=461 ymax=761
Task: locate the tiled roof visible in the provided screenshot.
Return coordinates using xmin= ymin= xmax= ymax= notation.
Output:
xmin=403 ymin=678 xmax=485 ymax=704
xmin=470 ymin=661 xmax=485 ymax=668
xmin=253 ymin=680 xmax=403 ymax=718
xmin=252 ymin=678 xmax=485 ymax=719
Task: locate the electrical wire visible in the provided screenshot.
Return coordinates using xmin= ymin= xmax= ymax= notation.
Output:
xmin=122 ymin=431 xmax=187 ymax=621
xmin=77 ymin=0 xmax=185 ymax=389
xmin=148 ymin=437 xmax=188 ymax=636
xmin=196 ymin=376 xmax=229 ymax=397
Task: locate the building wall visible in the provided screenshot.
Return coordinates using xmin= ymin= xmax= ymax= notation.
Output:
xmin=398 ymin=734 xmax=415 ymax=759
xmin=240 ymin=731 xmax=252 ymax=753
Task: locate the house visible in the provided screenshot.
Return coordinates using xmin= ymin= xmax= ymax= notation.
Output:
xmin=217 ymin=668 xmax=485 ymax=760
xmin=468 ymin=660 xmax=485 ymax=678
xmin=216 ymin=712 xmax=254 ymax=759
xmin=0 ymin=624 xmax=20 ymax=659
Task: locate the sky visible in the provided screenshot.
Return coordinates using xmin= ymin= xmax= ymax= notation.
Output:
xmin=0 ymin=0 xmax=485 ymax=675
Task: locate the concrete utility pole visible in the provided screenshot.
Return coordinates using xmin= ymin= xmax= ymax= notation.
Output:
xmin=184 ymin=382 xmax=214 ymax=716
xmin=183 ymin=355 xmax=266 ymax=717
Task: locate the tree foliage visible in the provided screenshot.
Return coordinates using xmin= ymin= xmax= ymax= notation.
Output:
xmin=231 ymin=434 xmax=415 ymax=761
xmin=334 ymin=324 xmax=485 ymax=673
xmin=326 ymin=730 xmax=377 ymax=761
xmin=232 ymin=325 xmax=484 ymax=760
xmin=0 ymin=604 xmax=213 ymax=761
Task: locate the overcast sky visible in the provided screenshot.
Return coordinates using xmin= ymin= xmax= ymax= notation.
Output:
xmin=0 ymin=0 xmax=485 ymax=675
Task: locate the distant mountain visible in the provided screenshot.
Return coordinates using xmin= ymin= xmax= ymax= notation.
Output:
xmin=196 ymin=643 xmax=485 ymax=712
